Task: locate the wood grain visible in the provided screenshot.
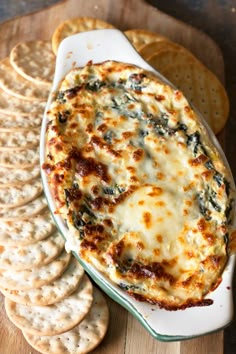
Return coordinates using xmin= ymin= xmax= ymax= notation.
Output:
xmin=0 ymin=0 xmax=226 ymax=353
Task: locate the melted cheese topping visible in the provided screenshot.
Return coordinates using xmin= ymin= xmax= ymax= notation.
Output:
xmin=44 ymin=61 xmax=235 ymax=310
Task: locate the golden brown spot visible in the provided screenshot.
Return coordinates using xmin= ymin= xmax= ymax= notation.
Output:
xmin=84 ymin=145 xmax=93 ymax=153
xmin=185 ymin=250 xmax=195 ymax=259
xmin=178 ymin=236 xmax=185 ymax=244
xmin=204 ymin=233 xmax=215 ymax=245
xmin=166 ymin=211 xmax=173 ymax=217
xmin=52 ymin=173 xmax=64 ymax=184
xmin=143 ymin=212 xmax=152 ymax=229
xmin=156 ymin=234 xmax=163 ymax=243
xmin=127 ymin=103 xmax=135 ymax=110
xmin=184 ymin=106 xmax=191 ymax=113
xmin=197 ymin=218 xmax=207 ymax=232
xmin=201 ymin=170 xmax=214 ymax=180
xmin=147 ymin=186 xmax=163 ymax=197
xmin=175 ymin=90 xmax=182 ymax=101
xmin=0 ymin=245 xmax=4 ymax=253
xmin=132 ymin=148 xmax=144 ymax=161
xmin=177 ymin=142 xmax=186 ymax=149
xmin=155 ymin=200 xmax=166 ymax=207
xmin=185 ymin=200 xmax=192 ymax=207
xmin=48 ymin=137 xmax=57 ymax=146
xmin=153 ymin=248 xmax=160 ymax=256
xmin=71 ymin=149 xmax=110 ymax=183
xmin=189 ymin=154 xmax=208 ymax=166
xmin=155 ymin=94 xmax=165 ymax=101
xmin=136 ymin=241 xmax=144 ymax=250
xmin=183 ymin=182 xmax=196 ymax=192
xmin=162 ymin=257 xmax=177 ymax=267
xmin=130 ymin=176 xmax=139 ymax=183
xmin=156 ymin=172 xmax=165 ymax=180
xmin=54 ymin=142 xmax=63 ymax=152
xmin=97 ymin=123 xmax=107 ymax=132
xmin=202 ymin=255 xmax=223 ymax=270
xmin=183 ymin=209 xmax=188 ymax=216
xmin=127 ymin=166 xmax=135 ymax=173
xmin=164 ymin=148 xmax=169 ymax=155
xmin=122 ymin=131 xmax=133 ymax=139
xmin=138 ymin=200 xmax=145 ymax=206
xmin=90 ymin=135 xmax=121 ymax=158
xmin=102 ymin=219 xmax=113 ymax=228
xmin=69 ymin=122 xmax=79 ymax=129
xmin=181 ymin=275 xmax=193 ymax=287
xmin=86 ymin=123 xmax=93 ymax=133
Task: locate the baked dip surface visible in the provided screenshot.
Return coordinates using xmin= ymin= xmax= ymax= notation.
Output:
xmin=44 ymin=60 xmax=235 ymax=310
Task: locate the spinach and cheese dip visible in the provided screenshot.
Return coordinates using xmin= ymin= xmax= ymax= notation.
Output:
xmin=44 ymin=60 xmax=235 ymax=310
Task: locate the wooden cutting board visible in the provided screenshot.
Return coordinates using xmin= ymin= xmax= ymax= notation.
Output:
xmin=0 ymin=1 xmax=225 ymax=353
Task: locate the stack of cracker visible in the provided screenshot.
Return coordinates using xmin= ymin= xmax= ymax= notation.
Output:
xmin=0 ymin=39 xmax=109 ymax=354
xmin=125 ymin=29 xmax=229 ymax=134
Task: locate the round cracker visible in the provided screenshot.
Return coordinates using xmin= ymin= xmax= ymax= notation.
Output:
xmin=0 ymin=210 xmax=56 ymax=246
xmin=52 ymin=17 xmax=115 ymax=54
xmin=23 ymin=287 xmax=109 ymax=354
xmin=0 ymin=112 xmax=42 ymax=129
xmin=138 ymin=39 xmax=184 ymax=60
xmin=10 ymin=40 xmax=55 ymax=86
xmin=0 ymin=128 xmax=40 ymax=150
xmin=147 ymin=47 xmax=195 ymax=72
xmin=0 ymin=86 xmax=46 ymax=116
xmin=0 ymin=194 xmax=47 ymax=221
xmin=0 ymin=251 xmax=71 ymax=291
xmin=0 ymin=178 xmax=42 ymax=208
xmin=2 ymin=257 xmax=84 ymax=306
xmin=5 ymin=274 xmax=93 ymax=336
xmin=124 ymin=29 xmax=167 ymax=50
xmin=0 ymin=146 xmax=39 ymax=168
xmin=0 ymin=57 xmax=49 ymax=101
xmin=0 ymin=231 xmax=65 ymax=270
xmin=161 ymin=59 xmax=229 ymax=134
xmin=0 ymin=165 xmax=40 ymax=186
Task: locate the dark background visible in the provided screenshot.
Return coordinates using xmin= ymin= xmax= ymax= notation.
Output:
xmin=0 ymin=1 xmax=235 ymax=352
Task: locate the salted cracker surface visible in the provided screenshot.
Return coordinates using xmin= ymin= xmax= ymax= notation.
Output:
xmin=2 ymin=257 xmax=84 ymax=306
xmin=5 ymin=275 xmax=93 ymax=336
xmin=23 ymin=287 xmax=109 ymax=354
xmin=0 ymin=251 xmax=71 ymax=290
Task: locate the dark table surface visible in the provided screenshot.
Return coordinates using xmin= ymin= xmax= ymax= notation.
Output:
xmin=0 ymin=1 xmax=235 ymax=353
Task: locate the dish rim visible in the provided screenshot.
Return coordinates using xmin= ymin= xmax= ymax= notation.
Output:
xmin=40 ymin=28 xmax=236 ymax=341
